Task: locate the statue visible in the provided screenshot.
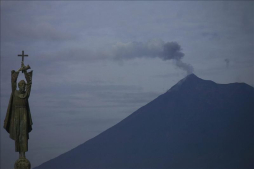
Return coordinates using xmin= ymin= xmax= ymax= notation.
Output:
xmin=3 ymin=51 xmax=33 ymax=169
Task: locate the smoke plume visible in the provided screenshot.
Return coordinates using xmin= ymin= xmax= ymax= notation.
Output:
xmin=113 ymin=39 xmax=194 ymax=74
xmin=224 ymin=58 xmax=230 ymax=68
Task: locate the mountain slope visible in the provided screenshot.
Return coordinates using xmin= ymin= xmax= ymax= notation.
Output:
xmin=34 ymin=74 xmax=254 ymax=169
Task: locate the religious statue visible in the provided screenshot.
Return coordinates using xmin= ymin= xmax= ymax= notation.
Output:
xmin=3 ymin=51 xmax=33 ymax=169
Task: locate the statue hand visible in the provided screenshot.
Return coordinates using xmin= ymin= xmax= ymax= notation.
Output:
xmin=18 ymin=67 xmax=23 ymax=72
xmin=19 ymin=62 xmax=27 ymax=72
xmin=18 ymin=66 xmax=25 ymax=72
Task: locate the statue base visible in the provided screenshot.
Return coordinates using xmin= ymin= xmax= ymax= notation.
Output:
xmin=14 ymin=157 xmax=31 ymax=169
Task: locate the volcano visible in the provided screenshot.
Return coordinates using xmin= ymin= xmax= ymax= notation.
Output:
xmin=34 ymin=74 xmax=254 ymax=169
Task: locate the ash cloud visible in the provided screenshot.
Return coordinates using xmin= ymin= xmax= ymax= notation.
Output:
xmin=113 ymin=40 xmax=194 ymax=75
xmin=224 ymin=58 xmax=230 ymax=68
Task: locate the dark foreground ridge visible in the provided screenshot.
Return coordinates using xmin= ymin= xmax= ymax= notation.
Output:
xmin=34 ymin=74 xmax=254 ymax=169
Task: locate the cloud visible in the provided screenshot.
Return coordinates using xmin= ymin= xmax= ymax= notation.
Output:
xmin=1 ymin=1 xmax=77 ymax=43
xmin=2 ymin=22 xmax=77 ymax=42
xmin=240 ymin=10 xmax=254 ymax=34
xmin=30 ymin=83 xmax=156 ymax=110
xmin=201 ymin=32 xmax=219 ymax=40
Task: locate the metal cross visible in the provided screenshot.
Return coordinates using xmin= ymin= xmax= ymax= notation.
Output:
xmin=18 ymin=50 xmax=28 ymax=62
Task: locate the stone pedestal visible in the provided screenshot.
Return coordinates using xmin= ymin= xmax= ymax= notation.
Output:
xmin=14 ymin=158 xmax=31 ymax=169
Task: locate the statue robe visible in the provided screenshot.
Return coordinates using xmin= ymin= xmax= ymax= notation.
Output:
xmin=3 ymin=70 xmax=33 ymax=152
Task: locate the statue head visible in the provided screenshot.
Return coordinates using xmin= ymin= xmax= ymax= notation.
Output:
xmin=18 ymin=80 xmax=26 ymax=93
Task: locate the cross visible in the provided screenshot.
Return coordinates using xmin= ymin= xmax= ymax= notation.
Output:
xmin=18 ymin=50 xmax=28 ymax=63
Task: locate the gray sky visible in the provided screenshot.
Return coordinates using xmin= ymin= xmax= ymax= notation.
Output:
xmin=1 ymin=1 xmax=253 ymax=169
